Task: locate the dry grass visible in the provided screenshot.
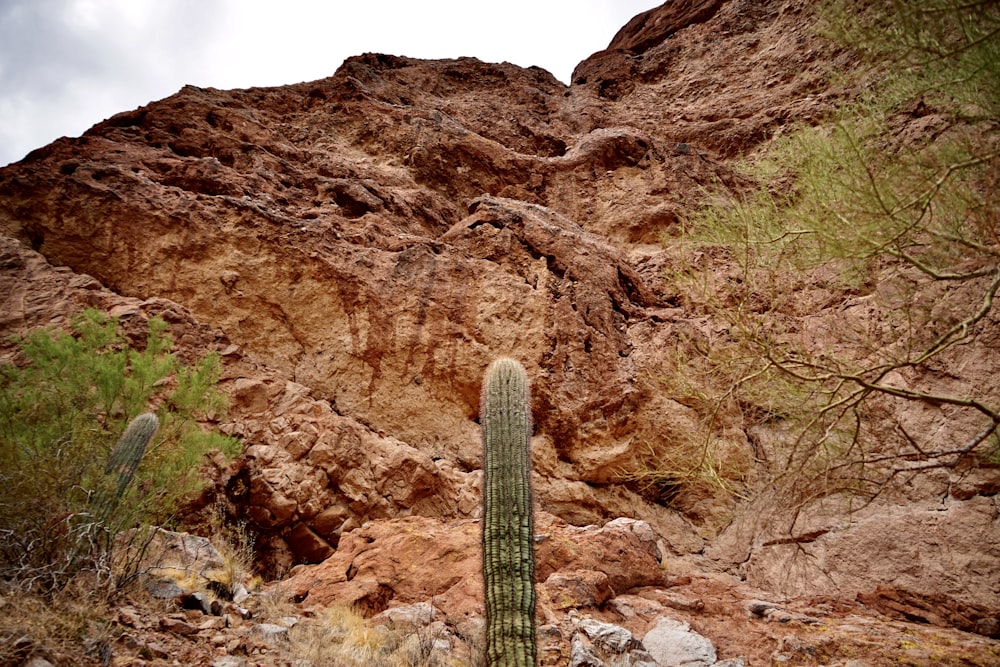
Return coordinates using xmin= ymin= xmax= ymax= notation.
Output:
xmin=205 ymin=503 xmax=257 ymax=597
xmin=0 ymin=582 xmax=114 ymax=667
xmin=286 ymin=604 xmax=464 ymax=667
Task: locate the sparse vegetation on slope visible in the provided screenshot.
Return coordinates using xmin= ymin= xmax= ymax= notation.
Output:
xmin=0 ymin=308 xmax=240 ymax=661
xmin=651 ymin=0 xmax=1000 ymax=523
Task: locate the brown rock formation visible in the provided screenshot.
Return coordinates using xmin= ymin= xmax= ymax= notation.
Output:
xmin=282 ymin=513 xmax=663 ymax=620
xmin=857 ymin=586 xmax=1000 ymax=639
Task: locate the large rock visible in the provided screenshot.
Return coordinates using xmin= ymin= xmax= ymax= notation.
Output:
xmin=568 ymin=617 xmax=658 ymax=667
xmin=857 ymin=586 xmax=1000 ymax=638
xmin=283 ymin=513 xmax=664 ymax=619
xmin=641 ymin=617 xmax=717 ymax=667
xmin=709 ymin=484 xmax=1000 ymax=615
xmin=573 ymin=0 xmax=724 ymax=100
xmin=220 ymin=389 xmax=482 ymax=569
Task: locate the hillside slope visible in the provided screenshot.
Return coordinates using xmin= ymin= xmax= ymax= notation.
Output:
xmin=1 ymin=0 xmax=998 ymax=664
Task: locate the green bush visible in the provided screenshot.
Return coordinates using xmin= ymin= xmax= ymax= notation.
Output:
xmin=0 ymin=309 xmax=240 ymax=595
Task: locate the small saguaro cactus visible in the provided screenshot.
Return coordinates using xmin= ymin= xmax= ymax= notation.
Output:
xmin=96 ymin=412 xmax=159 ymax=520
xmin=480 ymin=357 xmax=537 ymax=667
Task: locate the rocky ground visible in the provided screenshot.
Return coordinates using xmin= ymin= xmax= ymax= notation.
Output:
xmin=1 ymin=0 xmax=998 ymax=665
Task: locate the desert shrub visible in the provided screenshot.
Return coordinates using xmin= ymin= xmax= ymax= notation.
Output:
xmin=0 ymin=308 xmax=240 ymax=596
xmin=650 ymin=0 xmax=999 ymax=517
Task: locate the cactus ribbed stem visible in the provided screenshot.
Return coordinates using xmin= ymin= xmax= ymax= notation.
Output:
xmin=481 ymin=358 xmax=536 ymax=667
xmin=96 ymin=412 xmax=158 ymax=520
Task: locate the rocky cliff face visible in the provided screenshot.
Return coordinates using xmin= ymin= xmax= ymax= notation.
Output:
xmin=2 ymin=0 xmax=998 ymax=664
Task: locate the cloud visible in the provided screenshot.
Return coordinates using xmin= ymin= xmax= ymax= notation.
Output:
xmin=0 ymin=0 xmax=661 ymax=166
xmin=0 ymin=0 xmax=228 ymax=164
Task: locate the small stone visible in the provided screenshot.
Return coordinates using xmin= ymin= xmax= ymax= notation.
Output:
xmin=108 ymin=303 xmax=141 ymax=318
xmin=252 ymin=623 xmax=289 ymax=643
xmin=143 ymin=640 xmax=172 ymax=658
xmin=543 ymin=570 xmax=613 ymax=609
xmin=375 ymin=601 xmax=439 ymax=627
xmin=746 ymin=599 xmax=785 ymax=617
xmin=231 ymin=583 xmax=250 ymax=604
xmin=118 ymin=606 xmax=144 ymax=628
xmin=661 ymin=592 xmax=705 ymax=612
xmin=274 ymin=380 xmax=313 ymax=415
xmin=228 ymin=604 xmax=253 ymax=620
xmin=232 ymin=378 xmax=269 ymax=413
xmin=183 ymin=608 xmax=205 ymax=621
xmin=664 ymin=574 xmax=693 ymax=587
xmin=538 ymin=623 xmax=563 ymax=653
xmin=219 ymin=270 xmax=240 ymax=291
xmin=23 ymin=658 xmax=56 ymax=667
xmin=312 ymin=504 xmax=350 ymax=537
xmin=569 ymin=633 xmax=603 ymax=667
xmin=159 ymin=616 xmax=199 ymax=635
xmin=212 ymin=657 xmax=246 ymax=667
xmin=198 ymin=617 xmax=227 ymax=631
xmin=146 ymin=579 xmax=184 ymax=599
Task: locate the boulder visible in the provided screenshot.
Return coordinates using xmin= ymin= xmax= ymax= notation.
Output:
xmin=641 ymin=617 xmax=717 ymax=667
xmin=283 ymin=513 xmax=664 ymax=619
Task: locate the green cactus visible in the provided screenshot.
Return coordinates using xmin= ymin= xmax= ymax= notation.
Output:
xmin=96 ymin=412 xmax=158 ymax=520
xmin=480 ymin=358 xmax=537 ymax=667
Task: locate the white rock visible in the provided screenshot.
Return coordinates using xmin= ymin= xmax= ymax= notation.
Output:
xmin=23 ymin=659 xmax=56 ymax=667
xmin=578 ymin=617 xmax=640 ymax=653
xmin=252 ymin=622 xmax=289 ymax=643
xmin=374 ymin=601 xmax=439 ymax=626
xmin=231 ymin=582 xmax=250 ymax=603
xmin=212 ymin=657 xmax=246 ymax=667
xmin=569 ymin=632 xmax=604 ymax=667
xmin=642 ymin=617 xmax=717 ymax=667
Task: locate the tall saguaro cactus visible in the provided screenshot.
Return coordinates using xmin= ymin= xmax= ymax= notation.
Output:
xmin=481 ymin=358 xmax=537 ymax=667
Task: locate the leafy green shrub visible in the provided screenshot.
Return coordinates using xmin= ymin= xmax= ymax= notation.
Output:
xmin=0 ymin=308 xmax=240 ymax=595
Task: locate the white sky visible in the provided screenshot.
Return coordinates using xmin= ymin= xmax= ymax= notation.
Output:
xmin=0 ymin=0 xmax=662 ymax=167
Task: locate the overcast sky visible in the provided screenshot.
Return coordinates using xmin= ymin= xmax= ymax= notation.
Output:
xmin=0 ymin=0 xmax=661 ymax=167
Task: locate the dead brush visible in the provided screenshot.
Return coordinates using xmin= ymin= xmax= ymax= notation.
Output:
xmin=0 ymin=583 xmax=115 ymax=667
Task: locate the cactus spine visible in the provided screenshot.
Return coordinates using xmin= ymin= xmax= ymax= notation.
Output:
xmin=96 ymin=412 xmax=158 ymax=520
xmin=481 ymin=358 xmax=536 ymax=667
